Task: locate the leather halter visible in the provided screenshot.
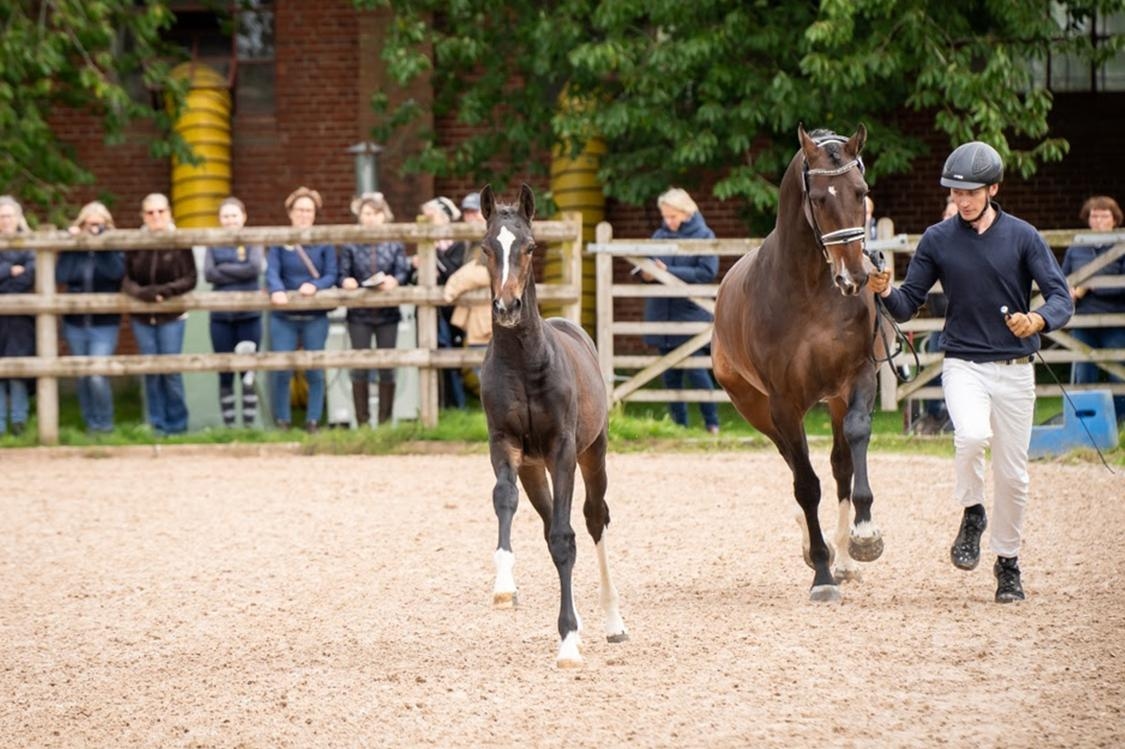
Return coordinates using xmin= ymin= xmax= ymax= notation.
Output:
xmin=800 ymin=135 xmax=867 ymax=264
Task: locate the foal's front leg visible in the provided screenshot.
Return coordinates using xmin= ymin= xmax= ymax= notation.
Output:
xmin=490 ymin=439 xmax=522 ymax=608
xmin=548 ymin=436 xmax=582 ymax=667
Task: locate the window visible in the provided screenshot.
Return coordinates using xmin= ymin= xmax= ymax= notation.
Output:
xmin=165 ymin=1 xmax=276 ymax=114
xmin=1030 ymin=6 xmax=1125 ymax=92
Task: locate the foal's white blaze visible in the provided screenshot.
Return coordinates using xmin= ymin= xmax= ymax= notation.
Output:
xmin=493 ymin=548 xmax=516 ymax=606
xmin=497 ymin=225 xmax=516 ymax=287
xmin=596 ymin=536 xmax=627 ymax=640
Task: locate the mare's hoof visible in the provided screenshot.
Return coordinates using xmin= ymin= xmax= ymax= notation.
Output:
xmin=802 ymin=542 xmax=837 ymax=571
xmin=849 ymin=533 xmax=884 ymax=562
xmin=833 ymin=565 xmax=863 ymax=582
xmin=492 ymin=591 xmax=518 ymax=609
xmin=606 ymin=631 xmax=630 ymax=644
xmin=809 ymin=584 xmax=842 ymax=603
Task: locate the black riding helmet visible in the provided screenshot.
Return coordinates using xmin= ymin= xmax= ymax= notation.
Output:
xmin=940 ymin=141 xmax=1003 ymax=189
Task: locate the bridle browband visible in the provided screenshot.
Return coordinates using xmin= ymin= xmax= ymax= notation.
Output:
xmin=800 ymin=134 xmax=867 ymax=264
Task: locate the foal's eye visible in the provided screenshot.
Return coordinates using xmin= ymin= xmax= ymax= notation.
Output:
xmin=524 ymin=242 xmax=537 ymax=254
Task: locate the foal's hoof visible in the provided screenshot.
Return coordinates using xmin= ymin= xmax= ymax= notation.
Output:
xmin=802 ymin=543 xmax=837 ymax=571
xmin=492 ymin=591 xmax=518 ymax=609
xmin=833 ymin=564 xmax=863 ymax=583
xmin=556 ymin=632 xmax=583 ymax=668
xmin=809 ymin=584 xmax=842 ymax=603
xmin=849 ymin=533 xmax=885 ymax=563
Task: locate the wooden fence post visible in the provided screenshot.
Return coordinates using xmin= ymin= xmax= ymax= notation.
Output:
xmin=416 ymin=240 xmax=439 ymax=428
xmin=594 ymin=221 xmax=615 ymax=401
xmin=562 ymin=211 xmax=584 ymax=324
xmin=34 ymin=248 xmax=59 ymax=444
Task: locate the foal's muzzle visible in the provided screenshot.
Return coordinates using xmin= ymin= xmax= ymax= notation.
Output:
xmin=492 ymin=297 xmax=523 ymax=327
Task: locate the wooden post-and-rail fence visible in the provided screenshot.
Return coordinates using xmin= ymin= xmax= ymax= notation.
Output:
xmin=589 ymin=222 xmax=1125 ymax=412
xmin=0 ymin=215 xmax=584 ymax=444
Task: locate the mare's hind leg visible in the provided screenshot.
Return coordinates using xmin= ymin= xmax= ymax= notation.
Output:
xmin=490 ymin=440 xmax=524 ymax=608
xmin=578 ymin=431 xmax=628 ymax=644
xmin=841 ymin=370 xmax=883 ymax=563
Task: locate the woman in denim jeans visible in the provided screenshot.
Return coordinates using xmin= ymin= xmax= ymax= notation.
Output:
xmin=266 ymin=187 xmax=337 ymax=432
xmin=57 ymin=201 xmax=126 ymax=433
xmin=205 ymin=197 xmax=264 ymax=428
xmin=122 ymin=193 xmax=198 ymax=435
xmin=0 ymin=195 xmax=35 ymax=436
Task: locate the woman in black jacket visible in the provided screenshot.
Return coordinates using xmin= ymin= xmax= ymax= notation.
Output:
xmin=0 ymin=195 xmax=35 ymax=436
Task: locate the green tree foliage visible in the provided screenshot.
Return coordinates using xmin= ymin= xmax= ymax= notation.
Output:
xmin=0 ymin=0 xmax=188 ymax=224
xmin=363 ymin=0 xmax=1121 ymax=215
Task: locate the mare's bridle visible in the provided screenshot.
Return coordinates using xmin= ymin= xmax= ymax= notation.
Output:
xmin=800 ymin=134 xmax=867 ymax=265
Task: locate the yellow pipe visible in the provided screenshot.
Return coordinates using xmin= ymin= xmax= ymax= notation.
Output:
xmin=167 ymin=63 xmax=232 ymax=228
xmin=547 ymin=137 xmax=606 ymax=331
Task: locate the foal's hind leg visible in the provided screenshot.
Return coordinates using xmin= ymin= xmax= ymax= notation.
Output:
xmin=578 ymin=432 xmax=628 ymax=644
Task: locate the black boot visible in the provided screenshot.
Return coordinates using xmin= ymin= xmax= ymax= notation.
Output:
xmin=994 ymin=556 xmax=1025 ymax=603
xmin=220 ymin=385 xmax=236 ymax=428
xmin=378 ymin=382 xmax=396 ymax=424
xmin=352 ymin=380 xmax=370 ymax=427
xmin=951 ymin=504 xmax=987 ymax=570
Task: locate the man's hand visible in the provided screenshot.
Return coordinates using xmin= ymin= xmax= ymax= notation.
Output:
xmin=1005 ymin=311 xmax=1045 ymax=338
xmin=867 ymin=269 xmax=892 ymax=297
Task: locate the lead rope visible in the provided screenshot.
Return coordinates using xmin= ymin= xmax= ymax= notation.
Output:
xmin=864 ymin=247 xmax=919 ymax=382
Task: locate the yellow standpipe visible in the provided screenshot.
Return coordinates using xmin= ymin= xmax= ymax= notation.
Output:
xmin=546 ymin=137 xmax=606 ymax=332
xmin=168 ymin=63 xmax=232 ymax=228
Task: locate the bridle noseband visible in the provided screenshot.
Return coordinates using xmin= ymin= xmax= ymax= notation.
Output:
xmin=801 ymin=135 xmax=867 ymax=264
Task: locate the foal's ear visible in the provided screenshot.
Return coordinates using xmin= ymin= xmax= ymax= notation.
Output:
xmin=847 ymin=123 xmax=867 ymax=156
xmin=480 ymin=185 xmax=495 ymax=221
xmin=518 ymin=183 xmax=535 ymax=223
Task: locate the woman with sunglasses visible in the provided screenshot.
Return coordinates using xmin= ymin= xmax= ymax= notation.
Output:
xmin=56 ymin=201 xmax=126 ymax=433
xmin=122 ymin=193 xmax=197 ymax=435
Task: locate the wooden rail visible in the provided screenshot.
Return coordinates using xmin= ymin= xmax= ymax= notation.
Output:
xmin=589 ymin=222 xmax=1125 ymax=411
xmin=0 ymin=215 xmax=584 ymax=443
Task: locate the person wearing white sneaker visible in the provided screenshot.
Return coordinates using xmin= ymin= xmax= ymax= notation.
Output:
xmin=867 ymin=141 xmax=1073 ymax=603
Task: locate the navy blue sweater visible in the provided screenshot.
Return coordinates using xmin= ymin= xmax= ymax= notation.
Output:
xmin=643 ymin=212 xmax=719 ymax=348
xmin=882 ymin=204 xmax=1073 ymax=362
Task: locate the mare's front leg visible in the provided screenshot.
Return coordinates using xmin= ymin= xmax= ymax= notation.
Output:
xmin=828 ymin=397 xmax=861 ymax=582
xmin=490 ymin=436 xmax=522 ymax=608
xmin=843 ymin=369 xmax=883 ymax=563
xmin=771 ymin=398 xmax=839 ymax=603
xmin=547 ymin=434 xmax=582 ymax=667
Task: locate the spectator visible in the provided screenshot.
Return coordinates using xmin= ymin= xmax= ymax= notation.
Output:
xmin=0 ymin=195 xmax=35 ymax=436
xmin=864 ymin=195 xmax=877 ymax=240
xmin=338 ymin=192 xmax=411 ymax=426
xmin=122 ymin=193 xmax=197 ymax=436
xmin=57 ymin=201 xmax=126 ymax=434
xmin=1061 ymin=195 xmax=1125 ymax=423
xmin=641 ymin=187 xmax=721 ymax=434
xmin=266 ymin=187 xmax=337 ymax=432
xmin=461 ymin=191 xmax=483 ymax=225
xmin=914 ymin=196 xmax=957 ymax=435
xmin=443 ymin=245 xmax=492 ymax=394
xmin=420 ymin=196 xmax=468 ymax=409
xmin=205 ymin=197 xmax=264 ymax=428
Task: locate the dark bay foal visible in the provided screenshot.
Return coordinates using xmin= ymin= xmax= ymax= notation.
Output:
xmin=478 ymin=184 xmax=627 ymax=667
